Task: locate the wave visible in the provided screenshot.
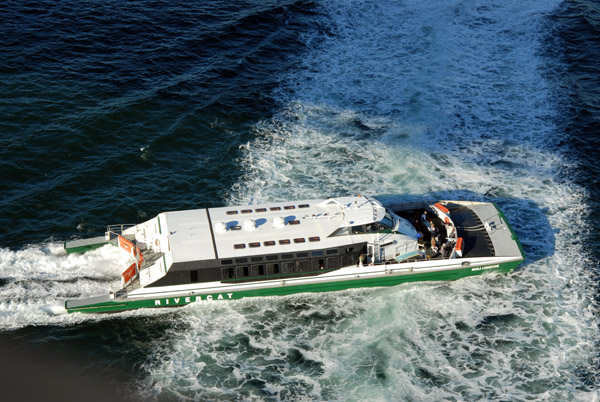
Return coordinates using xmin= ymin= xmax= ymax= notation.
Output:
xmin=141 ymin=0 xmax=600 ymax=400
xmin=0 ymin=243 xmax=129 ymax=330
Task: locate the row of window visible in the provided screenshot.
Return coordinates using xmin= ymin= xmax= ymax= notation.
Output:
xmin=178 ymin=247 xmax=362 ymax=285
xmin=233 ymin=236 xmax=321 ymax=249
xmin=226 ymin=204 xmax=310 ymax=215
xmin=221 ymin=248 xmax=344 ymax=266
xmin=221 ymin=254 xmax=357 ymax=281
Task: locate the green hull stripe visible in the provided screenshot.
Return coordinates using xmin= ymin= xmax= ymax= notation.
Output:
xmin=64 ymin=241 xmax=111 ymax=254
xmin=66 ymin=260 xmax=522 ymax=314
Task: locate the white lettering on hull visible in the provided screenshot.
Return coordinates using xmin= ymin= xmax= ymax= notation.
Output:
xmin=471 ymin=264 xmax=500 ymax=272
xmin=153 ymin=292 xmax=234 ymax=307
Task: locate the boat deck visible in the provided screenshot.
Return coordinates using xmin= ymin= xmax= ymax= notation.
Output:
xmin=64 ymin=232 xmax=136 ymax=254
xmin=447 ymin=204 xmax=495 ymax=258
xmin=390 ymin=202 xmax=497 ymax=261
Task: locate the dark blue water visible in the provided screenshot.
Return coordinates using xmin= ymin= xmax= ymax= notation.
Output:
xmin=1 ymin=0 xmax=599 ymax=400
xmin=1 ymin=0 xmax=317 ymax=248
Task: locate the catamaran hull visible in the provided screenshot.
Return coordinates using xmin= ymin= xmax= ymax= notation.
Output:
xmin=65 ymin=258 xmax=521 ymax=314
xmin=64 ymin=198 xmax=526 ymax=314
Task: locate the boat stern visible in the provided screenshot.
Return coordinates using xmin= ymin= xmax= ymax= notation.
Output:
xmin=445 ymin=200 xmax=525 ymax=270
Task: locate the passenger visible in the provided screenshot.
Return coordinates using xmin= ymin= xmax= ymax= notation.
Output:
xmin=353 ymin=225 xmax=366 ymax=234
xmin=357 ymin=254 xmax=365 ymax=267
xmin=421 ymin=211 xmax=428 ymax=227
xmin=428 ymin=220 xmax=438 ymax=237
xmin=440 ymin=239 xmax=452 ymax=257
xmin=431 ymin=234 xmax=440 ymax=250
xmin=423 ymin=220 xmax=431 ymax=232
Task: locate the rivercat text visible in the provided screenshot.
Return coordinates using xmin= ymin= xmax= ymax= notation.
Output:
xmin=154 ymin=293 xmax=234 ymax=306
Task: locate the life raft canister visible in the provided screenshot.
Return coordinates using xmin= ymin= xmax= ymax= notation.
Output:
xmin=456 ymin=237 xmax=463 ymax=251
xmin=455 ymin=237 xmax=464 ymax=258
xmin=434 ymin=202 xmax=450 ymax=214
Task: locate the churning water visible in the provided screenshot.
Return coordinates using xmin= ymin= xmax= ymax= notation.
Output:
xmin=1 ymin=0 xmax=599 ymax=400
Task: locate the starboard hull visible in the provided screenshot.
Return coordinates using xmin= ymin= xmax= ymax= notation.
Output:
xmin=65 ymin=258 xmax=522 ymax=314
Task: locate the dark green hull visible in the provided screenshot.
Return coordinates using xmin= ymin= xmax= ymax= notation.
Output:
xmin=64 ymin=235 xmax=112 ymax=254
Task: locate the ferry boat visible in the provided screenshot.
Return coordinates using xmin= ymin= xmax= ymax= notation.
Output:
xmin=64 ymin=196 xmax=525 ymax=313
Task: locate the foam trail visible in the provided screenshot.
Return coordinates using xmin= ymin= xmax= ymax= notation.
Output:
xmin=0 ymin=243 xmax=133 ymax=329
xmin=144 ymin=0 xmax=599 ymax=399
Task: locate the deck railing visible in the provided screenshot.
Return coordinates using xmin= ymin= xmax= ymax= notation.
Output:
xmin=106 ymin=224 xmax=136 ymax=235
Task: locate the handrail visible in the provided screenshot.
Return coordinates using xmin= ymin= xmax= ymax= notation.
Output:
xmin=394 ymin=242 xmax=413 ymax=257
xmin=106 ymin=224 xmax=136 ymax=235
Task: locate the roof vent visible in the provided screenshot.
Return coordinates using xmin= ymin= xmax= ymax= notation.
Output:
xmin=243 ymin=219 xmax=256 ymax=231
xmin=215 ymin=222 xmax=227 ymax=233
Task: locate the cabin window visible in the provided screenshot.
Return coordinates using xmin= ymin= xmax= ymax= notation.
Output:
xmin=284 ymin=205 xmax=295 ymax=210
xmin=309 ymin=236 xmax=320 ymax=242
xmin=327 ymin=256 xmax=340 ymax=269
xmin=249 ymin=242 xmax=260 ymax=248
xmin=281 ymin=253 xmax=294 ymax=260
xmin=282 ymin=261 xmax=294 ymax=273
xmin=289 ymin=220 xmax=300 ymax=225
xmin=312 ymin=259 xmax=325 ymax=270
xmin=298 ymin=204 xmax=310 ymax=208
xmin=190 ymin=270 xmax=199 ymax=283
xmin=296 ymin=252 xmax=309 ymax=258
xmin=297 ymin=260 xmax=311 ymax=272
xmin=341 ymin=254 xmax=354 ymax=267
xmin=381 ymin=213 xmax=394 ymax=230
xmin=236 ymin=258 xmax=248 ymax=264
xmin=251 ymin=256 xmax=263 ymax=262
xmin=311 ymin=250 xmax=324 ymax=257
xmin=365 ymin=221 xmax=392 ymax=233
xmin=241 ymin=209 xmax=252 ymax=214
xmin=237 ymin=266 xmax=250 ymax=277
xmin=330 ymin=227 xmax=351 ymax=237
xmin=226 ymin=211 xmax=238 ymax=215
xmin=326 ymin=249 xmax=338 ymax=255
xmin=270 ymin=206 xmax=281 ymax=211
xmin=266 ymin=263 xmax=280 ymax=275
xmin=294 ymin=238 xmax=306 ymax=243
xmin=231 ymin=225 xmax=242 ymax=231
xmin=352 ymin=225 xmax=366 ymax=234
xmin=234 ymin=243 xmax=246 ymax=249
xmin=266 ymin=255 xmax=278 ymax=261
xmin=264 ymin=240 xmax=276 ymax=246
xmin=279 ymin=239 xmax=291 ymax=245
xmin=251 ymin=265 xmax=265 ymax=276
xmin=222 ymin=267 xmax=235 ymax=280
xmin=255 ymin=208 xmax=267 ymax=213
xmin=220 ymin=259 xmax=233 ymax=266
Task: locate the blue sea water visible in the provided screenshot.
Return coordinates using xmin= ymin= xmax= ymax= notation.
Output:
xmin=1 ymin=0 xmax=599 ymax=401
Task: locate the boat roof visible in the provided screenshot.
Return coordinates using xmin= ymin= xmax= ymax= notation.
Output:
xmin=162 ymin=196 xmax=386 ymax=262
